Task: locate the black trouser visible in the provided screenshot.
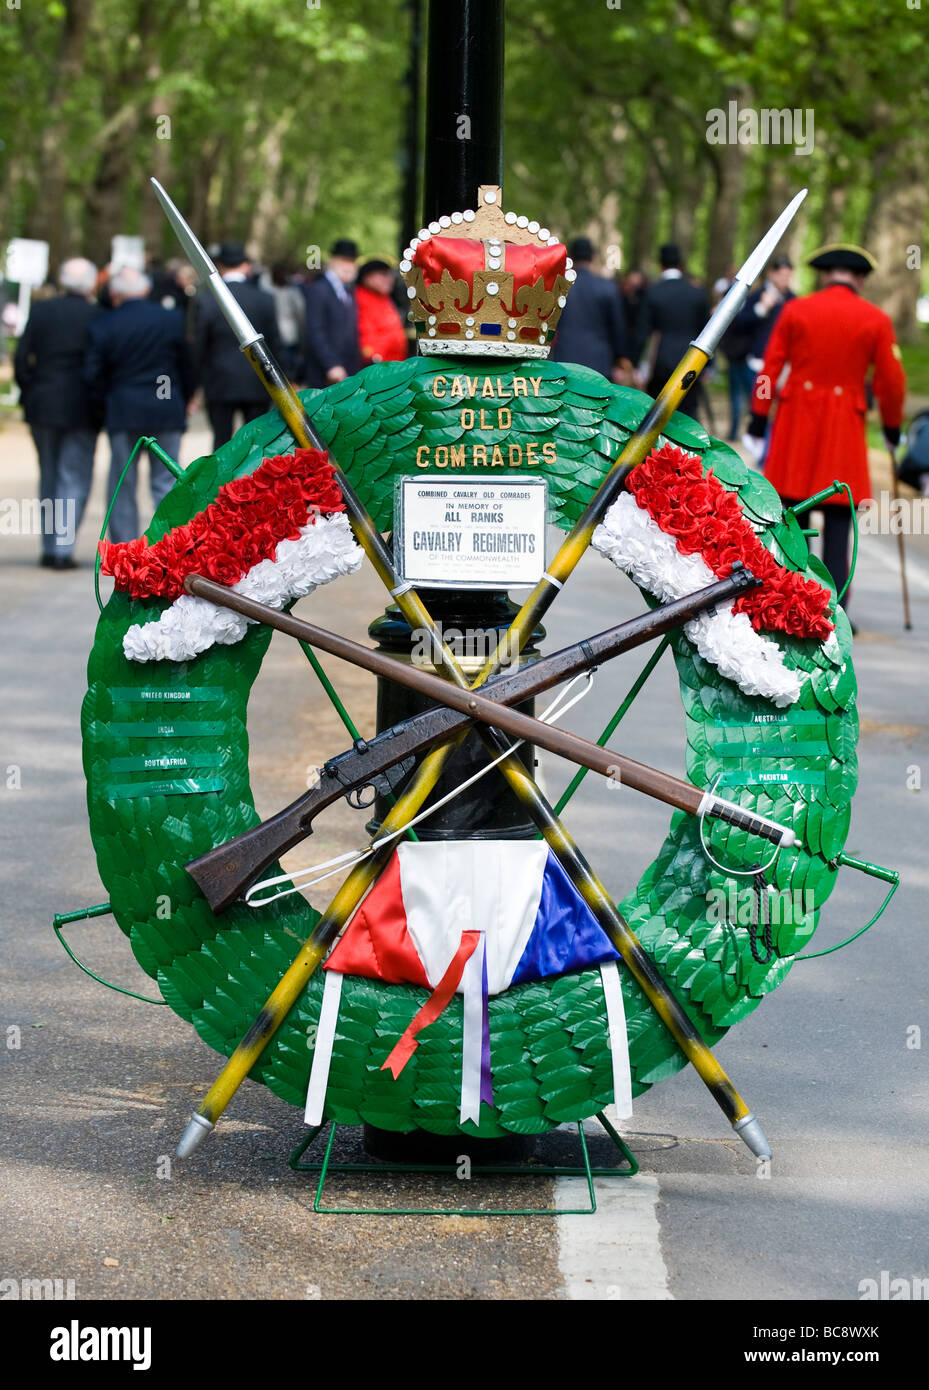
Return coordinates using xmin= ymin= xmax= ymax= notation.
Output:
xmin=206 ymin=399 xmax=268 ymax=451
xmin=786 ymin=500 xmax=852 ymax=605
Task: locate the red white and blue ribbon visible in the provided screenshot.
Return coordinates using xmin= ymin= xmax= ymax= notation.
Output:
xmin=304 ymin=840 xmax=633 ymax=1127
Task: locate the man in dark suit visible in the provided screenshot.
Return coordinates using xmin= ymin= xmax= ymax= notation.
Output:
xmin=14 ymin=258 xmax=100 ymax=568
xmin=302 ymin=239 xmax=362 ymax=389
xmin=85 ymin=265 xmax=195 ymax=543
xmin=643 ymin=243 xmax=711 ymax=421
xmin=192 ymin=242 xmax=281 ymax=451
xmin=550 ymin=238 xmax=630 ymax=379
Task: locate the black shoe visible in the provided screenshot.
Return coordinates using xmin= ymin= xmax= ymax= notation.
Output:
xmin=39 ymin=555 xmax=55 ymax=569
xmin=53 ymin=556 xmax=78 ymax=571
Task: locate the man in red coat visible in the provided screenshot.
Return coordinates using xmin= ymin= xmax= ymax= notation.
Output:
xmin=746 ymin=244 xmax=905 ymax=610
xmin=355 ymin=259 xmax=409 ymax=365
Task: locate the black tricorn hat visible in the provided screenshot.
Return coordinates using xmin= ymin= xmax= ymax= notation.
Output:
xmin=808 ymin=243 xmax=876 ymax=275
xmin=215 ymin=241 xmax=247 ymax=267
xmin=330 ymin=239 xmax=359 ymax=261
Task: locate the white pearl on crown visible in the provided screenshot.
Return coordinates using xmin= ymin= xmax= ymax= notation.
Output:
xmin=463 ymin=209 xmax=475 ymax=221
xmin=428 ymin=220 xmax=440 ymax=234
xmin=465 ymin=316 xmax=474 ymax=326
xmin=517 ymin=215 xmax=529 ymax=228
xmin=565 ymin=269 xmax=577 ymax=282
xmin=486 ymin=282 xmax=499 ymax=294
xmin=483 ymin=190 xmax=497 ymax=203
xmin=540 ymin=228 xmax=550 ymax=240
xmin=451 ymin=212 xmax=463 ymax=224
xmin=528 ymin=220 xmax=540 ymax=233
xmin=507 ymin=331 xmax=516 ymax=340
xmin=508 ymin=318 xmax=517 ymax=327
xmin=465 ymin=329 xmax=474 ymax=338
xmin=400 ymin=259 xmax=411 ymax=273
xmin=428 ymin=315 xmax=436 ymax=324
xmin=417 ymin=228 xmax=429 ymax=240
xmin=407 ymin=286 xmax=417 ymax=298
xmin=557 ymin=295 xmax=566 ymax=308
xmin=439 ymin=215 xmax=451 ymax=227
xmin=504 ymin=212 xmax=517 ymax=224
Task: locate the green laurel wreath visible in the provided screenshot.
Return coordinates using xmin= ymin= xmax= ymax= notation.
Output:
xmin=82 ymin=358 xmax=857 ymax=1137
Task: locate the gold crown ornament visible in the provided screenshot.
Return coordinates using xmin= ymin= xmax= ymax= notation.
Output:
xmin=400 ymin=186 xmax=575 ymax=358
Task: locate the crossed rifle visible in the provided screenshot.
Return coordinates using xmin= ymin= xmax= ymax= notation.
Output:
xmin=152 ymin=180 xmax=807 ymax=1161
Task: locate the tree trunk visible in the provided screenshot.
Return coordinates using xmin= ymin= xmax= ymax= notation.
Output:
xmin=704 ymin=111 xmax=748 ymax=287
xmin=862 ymin=138 xmax=928 ymax=343
xmin=29 ymin=0 xmax=93 ymax=266
xmin=627 ymin=160 xmax=662 ymax=272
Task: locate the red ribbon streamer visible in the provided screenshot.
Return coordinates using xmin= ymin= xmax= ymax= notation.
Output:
xmin=381 ymin=931 xmax=482 ymax=1079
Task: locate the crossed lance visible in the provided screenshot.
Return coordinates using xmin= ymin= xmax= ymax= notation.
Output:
xmin=152 ymin=180 xmax=807 ymax=1161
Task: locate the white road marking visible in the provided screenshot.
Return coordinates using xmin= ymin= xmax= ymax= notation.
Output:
xmin=556 ymin=1172 xmax=672 ymax=1300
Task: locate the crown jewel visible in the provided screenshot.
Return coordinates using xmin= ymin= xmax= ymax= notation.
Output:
xmin=400 ymin=186 xmax=575 ymax=358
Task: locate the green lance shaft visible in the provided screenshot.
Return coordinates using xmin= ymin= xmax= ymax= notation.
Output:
xmin=156 ymin=181 xmax=802 ymax=1158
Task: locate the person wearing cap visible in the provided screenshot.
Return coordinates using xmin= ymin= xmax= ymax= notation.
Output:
xmin=746 ymin=244 xmax=906 ymax=606
xmin=550 ymin=237 xmax=630 ymax=381
xmin=641 ymin=243 xmax=711 ymax=421
xmin=355 ymin=259 xmax=408 ymax=365
xmin=301 ymin=239 xmax=362 ymax=389
xmin=192 ymin=241 xmax=281 ymax=451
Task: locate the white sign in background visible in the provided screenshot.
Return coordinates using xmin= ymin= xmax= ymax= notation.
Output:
xmin=4 ymin=238 xmax=50 ymax=287
xmin=3 ymin=239 xmax=51 ymax=341
xmin=397 ymin=478 xmax=547 ymax=589
xmin=110 ymin=235 xmax=146 ymax=272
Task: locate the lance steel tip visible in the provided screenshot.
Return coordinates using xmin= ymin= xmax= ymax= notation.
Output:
xmin=150 ymin=176 xmax=263 ymax=350
xmin=176 ymin=1112 xmax=214 ymax=1158
xmin=692 ymin=189 xmax=808 ymax=357
xmin=733 ymin=1112 xmax=772 ymax=1161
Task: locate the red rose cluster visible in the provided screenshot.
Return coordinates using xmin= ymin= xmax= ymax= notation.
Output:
xmin=99 ymin=448 xmax=345 ymax=601
xmin=628 ymin=444 xmax=834 ymax=642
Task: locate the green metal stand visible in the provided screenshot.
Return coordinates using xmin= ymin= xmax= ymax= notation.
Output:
xmin=288 ymin=1113 xmax=638 ymax=1216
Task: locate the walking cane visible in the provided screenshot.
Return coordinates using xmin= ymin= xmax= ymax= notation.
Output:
xmin=888 ymin=445 xmax=913 ymax=630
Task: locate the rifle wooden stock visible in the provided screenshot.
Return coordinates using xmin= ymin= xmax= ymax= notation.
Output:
xmin=185 ymin=569 xmax=761 ymax=912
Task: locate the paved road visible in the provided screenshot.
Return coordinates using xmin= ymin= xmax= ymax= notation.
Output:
xmin=1 ymin=415 xmax=927 ymax=1303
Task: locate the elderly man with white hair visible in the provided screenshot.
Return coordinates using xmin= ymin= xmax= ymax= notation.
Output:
xmin=85 ymin=264 xmax=195 ymax=543
xmin=14 ymin=257 xmax=101 ymax=568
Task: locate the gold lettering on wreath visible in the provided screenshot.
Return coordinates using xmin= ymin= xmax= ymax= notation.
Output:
xmin=421 ymin=376 xmax=553 ymax=469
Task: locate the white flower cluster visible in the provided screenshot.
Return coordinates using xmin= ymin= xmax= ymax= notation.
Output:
xmin=592 ymin=493 xmax=802 ymax=707
xmin=122 ymin=513 xmax=363 ymax=664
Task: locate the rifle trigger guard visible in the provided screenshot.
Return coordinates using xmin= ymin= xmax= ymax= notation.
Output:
xmin=343 ymin=755 xmax=418 ymax=812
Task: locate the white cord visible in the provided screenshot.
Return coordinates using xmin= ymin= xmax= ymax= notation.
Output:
xmin=245 ymin=671 xmax=596 ymax=908
xmin=697 ymin=774 xmax=782 ymax=880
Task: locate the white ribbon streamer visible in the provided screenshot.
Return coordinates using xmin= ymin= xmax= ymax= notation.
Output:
xmin=304 ymin=969 xmax=344 ymax=1127
xmin=600 ymin=961 xmax=634 ymax=1120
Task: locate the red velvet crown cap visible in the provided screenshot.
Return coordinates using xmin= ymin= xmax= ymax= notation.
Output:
xmin=413 ymin=236 xmax=568 ymax=313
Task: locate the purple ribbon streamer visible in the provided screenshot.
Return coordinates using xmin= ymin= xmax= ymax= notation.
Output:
xmin=480 ymin=945 xmax=493 ymax=1107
